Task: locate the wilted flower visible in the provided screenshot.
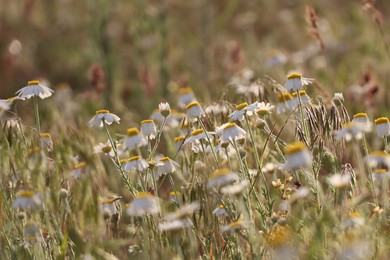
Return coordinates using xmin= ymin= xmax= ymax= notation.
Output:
xmin=88 ymin=110 xmax=120 ymax=127
xmin=140 ymin=119 xmax=157 ymax=140
xmin=327 ymin=173 xmax=351 ymax=188
xmin=158 ymin=102 xmax=171 ymax=117
xmin=207 ymin=168 xmax=240 ymax=189
xmin=374 ymin=117 xmax=390 ymax=137
xmin=282 ymin=142 xmax=312 ymax=170
xmin=218 ymin=122 xmax=246 ymax=143
xmin=284 ymin=73 xmax=313 ymax=92
xmin=228 ymin=102 xmax=258 ymax=121
xmin=16 ymin=80 xmax=54 ymax=99
xmin=185 ymin=101 xmax=205 ymax=121
xmin=124 ymin=156 xmax=148 ymax=172
xmin=126 ymin=192 xmax=160 ymax=217
xmin=123 ymin=128 xmax=147 ymax=150
xmin=332 ymin=92 xmax=344 ymax=104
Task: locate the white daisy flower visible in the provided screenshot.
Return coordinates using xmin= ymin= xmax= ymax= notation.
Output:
xmin=276 ymin=92 xmax=294 ymax=114
xmin=228 ymin=101 xmax=258 ymax=121
xmin=100 ymin=197 xmax=121 ymax=217
xmin=140 ymin=119 xmax=157 ymax=140
xmin=290 ymin=186 xmax=310 ymax=201
xmin=207 ymin=168 xmax=240 ymax=189
xmin=0 ymin=99 xmax=11 ymax=112
xmin=156 ymin=157 xmax=179 ymax=178
xmin=256 ymin=102 xmax=275 ymax=117
xmin=221 ymin=220 xmax=246 ymax=234
xmin=365 ymin=151 xmax=390 ymax=168
xmin=371 ymin=169 xmax=390 ymax=181
xmin=220 ymin=180 xmax=249 ymax=195
xmin=159 ymin=218 xmax=193 ymax=231
xmin=183 ymin=128 xmax=215 ymax=145
xmin=327 ymin=173 xmax=351 ymax=188
xmin=175 ymin=136 xmax=186 ymax=150
xmin=158 ymin=102 xmax=171 ymax=117
xmin=264 ymin=49 xmax=287 ymax=68
xmin=39 ymin=133 xmax=53 ymax=150
xmin=16 ymin=80 xmax=54 ymax=99
xmin=124 ymin=156 xmax=148 ymax=172
xmin=284 ymin=73 xmax=313 ymax=92
xmin=24 ymin=222 xmax=42 ymax=241
xmin=169 ymin=191 xmax=182 ymax=204
xmin=282 ymin=141 xmax=312 ymax=171
xmin=235 ymin=82 xmax=263 ymax=98
xmin=178 ymin=87 xmax=196 ymax=108
xmin=334 ymin=122 xmax=364 ymax=142
xmin=13 ymin=190 xmax=43 ymax=211
xmin=205 ymin=103 xmax=229 ymax=116
xmin=123 ymin=128 xmax=147 ymax=150
xmin=71 ymin=162 xmax=88 ymax=179
xmin=163 ymin=201 xmax=200 ymax=221
xmin=375 ymin=117 xmax=390 ymax=137
xmin=352 ymin=113 xmax=372 ymax=132
xmin=292 ymin=90 xmax=311 ymax=108
xmin=88 ymin=109 xmax=121 ymax=128
xmin=93 ymin=140 xmax=115 ymax=157
xmin=150 ymin=109 xmax=165 ymax=125
xmin=212 ymin=205 xmax=229 ymax=217
xmin=218 ymin=122 xmax=246 ymax=143
xmin=341 ymin=212 xmax=365 ymax=229
xmin=126 ymin=192 xmax=160 ymax=217
xmin=185 ymin=101 xmax=205 ymax=121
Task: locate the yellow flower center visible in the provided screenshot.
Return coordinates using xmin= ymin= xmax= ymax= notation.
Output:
xmin=370 ymin=151 xmax=388 ymax=157
xmin=342 ymin=122 xmax=358 ymax=128
xmin=374 ymin=169 xmax=387 ymax=174
xmin=219 ymin=204 xmax=225 ymax=208
xmin=101 ymin=146 xmax=112 ymax=153
xmin=169 ymin=191 xmax=181 ymax=196
xmin=39 ymin=133 xmax=51 ymax=139
xmin=127 ymin=128 xmax=140 ymax=136
xmin=375 ymin=117 xmax=389 ymax=125
xmin=348 ymin=212 xmax=362 ymax=218
xmin=284 ymin=141 xmax=306 ymax=154
xmin=186 ymin=102 xmax=200 ymax=110
xmin=101 ymin=198 xmax=115 ymax=204
xmin=178 ymin=87 xmax=193 ymax=94
xmin=277 ymin=92 xmax=293 ymax=102
xmin=96 ymin=109 xmax=109 ymax=115
xmin=292 ymin=90 xmax=307 ymax=97
xmin=256 ymin=109 xmax=269 ymax=116
xmin=141 ymin=119 xmax=154 ymax=125
xmin=175 ymin=136 xmax=186 ymax=142
xmin=17 ymin=190 xmax=35 ymax=197
xmin=74 ymin=162 xmax=86 ymax=169
xmin=191 ymin=129 xmax=204 ymax=136
xmin=229 ymin=220 xmax=243 ymax=228
xmin=7 ymin=97 xmax=16 ymax=101
xmin=235 ymin=102 xmax=248 ymax=111
xmin=353 ymin=112 xmax=368 ymax=119
xmin=28 ymin=146 xmax=40 ymax=156
xmin=119 ymin=158 xmax=129 ymax=164
xmin=287 ymin=73 xmax=302 ymax=80
xmin=129 ymin=155 xmax=141 ymax=161
xmin=135 ymin=192 xmax=152 ymax=199
xmin=211 ymin=168 xmax=231 ymax=178
xmin=27 ymin=80 xmax=40 ymax=86
xmin=160 ymin=157 xmax=170 ymax=162
xmin=223 ymin=122 xmax=237 ymax=130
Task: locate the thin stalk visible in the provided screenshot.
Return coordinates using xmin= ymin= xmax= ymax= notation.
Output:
xmin=149 ymin=118 xmax=167 ymax=160
xmin=199 ymin=119 xmax=220 ymax=168
xmin=34 ymin=97 xmax=41 ymax=134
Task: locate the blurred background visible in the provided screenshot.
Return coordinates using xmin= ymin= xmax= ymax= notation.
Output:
xmin=0 ymin=0 xmax=389 ymax=116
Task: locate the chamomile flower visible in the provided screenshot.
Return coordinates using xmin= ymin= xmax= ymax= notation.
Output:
xmin=365 ymin=151 xmax=390 ymax=168
xmin=156 ymin=157 xmax=179 ymax=178
xmin=284 ymin=73 xmax=313 ymax=92
xmin=164 ymin=201 xmax=200 ymax=221
xmin=205 ymin=103 xmax=229 ymax=116
xmin=183 ymin=128 xmax=214 ymax=145
xmin=126 ymin=192 xmax=160 ymax=217
xmin=213 ymin=205 xmax=229 ymax=217
xmin=207 ymin=168 xmax=240 ymax=189
xmin=332 ymin=92 xmax=344 ymax=104
xmin=175 ymin=136 xmax=186 ymax=150
xmin=352 ymin=113 xmax=372 ymax=132
xmin=93 ymin=141 xmax=115 ymax=157
xmin=185 ymin=101 xmax=205 ymax=121
xmin=140 ymin=119 xmax=157 ymax=140
xmin=371 ymin=169 xmax=390 ymax=181
xmin=327 ymin=173 xmax=351 ymax=188
xmin=333 ymin=122 xmax=364 ymax=142
xmin=228 ymin=101 xmax=258 ymax=121
xmin=71 ymin=162 xmax=88 ymax=179
xmin=40 ymin=133 xmax=53 ymax=150
xmin=23 ymin=222 xmax=42 ymax=241
xmin=264 ymin=49 xmax=287 ymax=68
xmin=374 ymin=117 xmax=390 ymax=137
xmin=100 ymin=197 xmax=121 ymax=217
xmin=16 ymin=80 xmax=54 ymax=99
xmin=123 ymin=128 xmax=147 ymax=150
xmin=256 ymin=102 xmax=275 ymax=117
xmin=282 ymin=141 xmax=312 ymax=170
xmin=342 ymin=212 xmax=365 ymax=229
xmin=0 ymin=99 xmax=10 ymax=113
xmin=13 ymin=189 xmax=43 ymax=211
xmin=159 ymin=218 xmax=194 ymax=231
xmin=124 ymin=156 xmax=148 ymax=172
xmin=292 ymin=90 xmax=311 ymax=108
xmin=218 ymin=122 xmax=246 ymax=143
xmin=220 ymin=180 xmax=249 ymax=195
xmin=150 ymin=109 xmax=165 ymax=124
xmin=221 ymin=220 xmax=246 ymax=234
xmin=88 ymin=110 xmax=120 ymax=127
xmin=178 ymin=87 xmax=196 ymax=108
xmin=276 ymin=92 xmax=294 ymax=114
xmin=159 ymin=102 xmax=171 ymax=117
xmin=169 ymin=191 xmax=182 ymax=204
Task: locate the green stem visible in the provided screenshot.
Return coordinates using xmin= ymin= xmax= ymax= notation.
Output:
xmin=34 ymin=97 xmax=41 ymax=135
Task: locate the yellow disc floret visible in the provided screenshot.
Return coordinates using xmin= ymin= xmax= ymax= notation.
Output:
xmin=287 ymin=73 xmax=302 ymax=80
xmin=27 ymin=80 xmax=40 ymax=86
xmin=284 ymin=141 xmax=306 ymax=155
xmin=235 ymin=102 xmax=248 ymax=111
xmin=375 ymin=117 xmax=389 ymax=125
xmin=96 ymin=109 xmax=109 ymax=115
xmin=127 ymin=128 xmax=140 ymax=136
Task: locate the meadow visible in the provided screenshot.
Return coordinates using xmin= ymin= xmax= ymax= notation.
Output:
xmin=1 ymin=0 xmax=390 ymax=259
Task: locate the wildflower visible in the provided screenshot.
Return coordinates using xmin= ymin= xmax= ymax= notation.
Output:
xmin=156 ymin=157 xmax=179 ymax=178
xmin=333 ymin=122 xmax=364 ymax=142
xmin=124 ymin=156 xmax=148 ymax=172
xmin=185 ymin=101 xmax=205 ymax=121
xmin=126 ymin=192 xmax=160 ymax=217
xmin=150 ymin=109 xmax=165 ymax=124
xmin=159 ymin=218 xmax=193 ymax=231
xmin=221 ymin=220 xmax=246 ymax=234
xmin=284 ymin=73 xmax=312 ymax=92
xmin=256 ymin=102 xmax=275 ymax=116
xmin=374 ymin=117 xmax=390 ymax=137
xmin=205 ymin=103 xmax=229 ymax=116
xmin=218 ymin=122 xmax=246 ymax=143
xmin=342 ymin=212 xmax=365 ymax=229
xmin=371 ymin=169 xmax=390 ymax=181
xmin=40 ymin=133 xmax=53 ymax=150
xmin=337 ymin=232 xmax=370 ymax=260
xmin=123 ymin=128 xmax=147 ymax=150
xmin=0 ymin=99 xmax=10 ymax=113
xmin=276 ymin=92 xmax=294 ymax=114
xmin=169 ymin=191 xmax=181 ymax=204
xmin=164 ymin=201 xmax=200 ymax=221
xmin=212 ymin=205 xmax=229 ymax=217
xmin=235 ymin=82 xmax=263 ymax=98
xmin=262 ymin=162 xmax=276 ymax=175
xmin=290 ymin=186 xmax=310 ymax=201
xmin=332 ymin=92 xmax=344 ymax=104
xmin=327 ymin=173 xmax=351 ymax=188
xmin=220 ymin=180 xmax=249 ymax=195
xmin=93 ymin=140 xmax=115 ymax=157
xmin=159 ymin=102 xmax=171 ymax=117
xmin=352 ymin=112 xmax=372 ymax=132
xmin=100 ymin=197 xmax=121 ymax=218
xmin=264 ymin=49 xmax=287 ymax=68
xmin=71 ymin=162 xmax=88 ymax=179
xmin=88 ymin=109 xmax=120 ymax=127
xmin=365 ymin=151 xmax=390 ymax=168
xmin=207 ymin=168 xmax=240 ymax=189
xmin=292 ymin=90 xmax=311 ymax=108
xmin=282 ymin=141 xmax=312 ymax=170
xmin=13 ymin=190 xmax=43 ymax=211
xmin=140 ymin=119 xmax=157 ymax=140
xmin=183 ymin=128 xmax=214 ymax=145
xmin=24 ymin=222 xmax=41 ymax=241
xmin=228 ymin=101 xmax=258 ymax=121
xmin=174 ymin=136 xmax=186 ymax=150
xmin=178 ymin=87 xmax=196 ymax=108
xmin=16 ymin=80 xmax=54 ymax=99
